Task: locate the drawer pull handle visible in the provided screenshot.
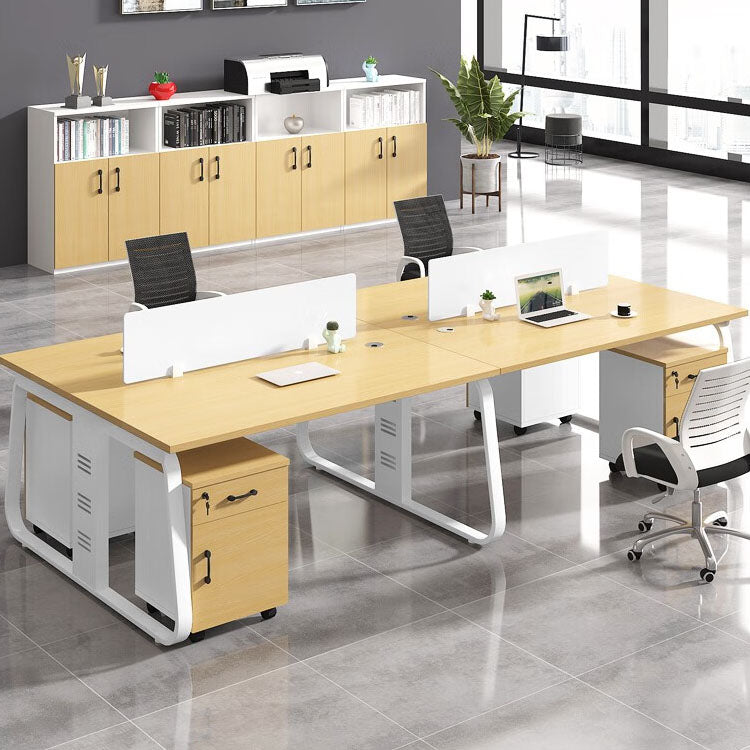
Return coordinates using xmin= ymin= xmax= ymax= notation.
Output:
xmin=672 ymin=416 xmax=680 ymax=440
xmin=202 ymin=491 xmax=210 ymax=516
xmin=204 ymin=550 xmax=212 ymax=584
xmin=226 ymin=488 xmax=258 ymax=503
xmin=671 ymin=370 xmax=679 ymax=389
xmin=687 ymin=373 xmax=698 ymax=380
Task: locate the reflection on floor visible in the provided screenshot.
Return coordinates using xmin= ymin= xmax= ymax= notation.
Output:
xmin=2 ymin=142 xmax=750 ymax=749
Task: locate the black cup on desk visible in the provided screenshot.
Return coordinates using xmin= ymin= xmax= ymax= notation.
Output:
xmin=617 ymin=303 xmax=632 ymax=317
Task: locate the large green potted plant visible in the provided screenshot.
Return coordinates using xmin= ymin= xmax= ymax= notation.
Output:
xmin=431 ymin=57 xmax=526 ymax=194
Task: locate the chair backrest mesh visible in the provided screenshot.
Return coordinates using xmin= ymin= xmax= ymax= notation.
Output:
xmin=126 ymin=232 xmax=197 ymax=309
xmin=681 ymin=358 xmax=750 ymax=470
xmin=394 ymin=195 xmax=454 ymax=274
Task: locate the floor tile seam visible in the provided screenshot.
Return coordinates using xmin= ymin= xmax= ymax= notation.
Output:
xmin=578 ymin=562 xmax=713 ymax=625
xmin=447 ymin=605 xmax=575 ymax=680
xmin=3 ymin=301 xmax=87 ymax=342
xmin=702 ymin=619 xmax=750 ymax=650
xmin=43 ymin=721 xmax=166 ymax=750
xmin=0 ymin=611 xmax=38 ymax=658
xmin=571 ymin=676 xmax=711 ymax=749
xmin=1 ymin=276 xmax=104 ymax=306
xmin=572 ymin=622 xmax=705 ymax=679
xmin=35 ymin=620 xmax=125 ymax=651
xmin=302 ymin=660 xmax=421 ymax=744
xmin=419 ymin=680 xmax=582 ymax=745
xmin=129 ymin=660 xmax=301 ymax=724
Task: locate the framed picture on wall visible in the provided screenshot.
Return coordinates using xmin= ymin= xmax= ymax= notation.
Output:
xmin=296 ymin=0 xmax=365 ymax=4
xmin=213 ymin=0 xmax=286 ymax=7
xmin=122 ymin=0 xmax=203 ymax=12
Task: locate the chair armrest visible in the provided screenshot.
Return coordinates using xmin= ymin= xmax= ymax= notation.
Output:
xmin=128 ymin=302 xmax=147 ymax=313
xmin=621 ymin=427 xmax=698 ymax=490
xmin=454 ymin=246 xmax=483 ymax=255
xmin=196 ymin=290 xmax=226 ymax=300
xmin=396 ymin=256 xmax=426 ymax=281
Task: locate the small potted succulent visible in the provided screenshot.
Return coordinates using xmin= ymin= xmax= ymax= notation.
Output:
xmin=149 ymin=71 xmax=177 ymax=101
xmin=362 ymin=56 xmax=379 ymax=83
xmin=479 ymin=289 xmax=498 ymax=321
xmin=323 ymin=321 xmax=346 ymax=353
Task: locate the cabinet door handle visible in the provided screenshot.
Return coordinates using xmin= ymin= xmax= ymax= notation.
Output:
xmin=292 ymin=146 xmax=298 ymax=170
xmin=215 ymin=155 xmax=221 ymax=180
xmin=97 ymin=169 xmax=103 ymax=195
xmin=673 ymin=417 xmax=680 ymax=439
xmin=392 ymin=135 xmax=398 ymax=158
xmin=226 ymin=488 xmax=258 ymax=503
xmin=378 ymin=137 xmax=384 ymax=159
xmin=307 ymin=144 xmax=313 ymax=169
xmin=199 ymin=157 xmax=205 ymax=182
xmin=115 ymin=167 xmax=121 ymax=193
xmin=687 ymin=373 xmax=698 ymax=380
xmin=204 ymin=550 xmax=212 ymax=584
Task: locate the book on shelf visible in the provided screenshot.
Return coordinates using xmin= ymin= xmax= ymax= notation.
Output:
xmin=164 ymin=102 xmax=246 ymax=148
xmin=348 ymin=89 xmax=422 ymax=129
xmin=56 ymin=116 xmax=130 ymax=163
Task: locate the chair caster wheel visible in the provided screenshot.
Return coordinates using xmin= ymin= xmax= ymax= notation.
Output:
xmin=260 ymin=608 xmax=277 ymax=621
xmin=146 ymin=603 xmax=160 ymax=617
xmin=638 ymin=520 xmax=653 ymax=533
xmin=559 ymin=415 xmax=573 ymax=424
xmin=189 ymin=631 xmax=206 ymax=643
xmin=656 ymin=484 xmax=666 ymax=492
xmin=609 ymin=462 xmax=621 ymax=474
xmin=700 ymin=568 xmax=716 ymax=583
xmin=513 ymin=425 xmax=528 ymax=436
xmin=627 ymin=548 xmax=642 ymax=562
xmin=473 ymin=410 xmax=482 ymax=422
xmin=713 ymin=517 xmax=729 ymax=527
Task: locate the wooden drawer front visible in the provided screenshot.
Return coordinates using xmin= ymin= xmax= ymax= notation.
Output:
xmin=191 ymin=500 xmax=288 ymax=633
xmin=665 ymin=391 xmax=691 ymax=439
xmin=664 ymin=354 xmax=727 ymax=396
xmin=192 ymin=467 xmax=287 ymax=526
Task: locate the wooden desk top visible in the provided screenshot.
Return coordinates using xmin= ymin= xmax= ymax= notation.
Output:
xmin=357 ymin=276 xmax=747 ymax=374
xmin=0 ymin=327 xmax=495 ymax=453
xmin=1 ymin=276 xmax=744 ymax=454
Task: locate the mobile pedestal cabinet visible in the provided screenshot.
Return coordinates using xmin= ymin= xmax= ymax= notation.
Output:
xmin=135 ymin=438 xmax=289 ymax=642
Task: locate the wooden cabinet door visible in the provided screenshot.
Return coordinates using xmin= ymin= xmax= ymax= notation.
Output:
xmin=386 ymin=124 xmax=428 ymax=218
xmin=345 ymin=129 xmax=387 ymax=225
xmin=301 ymin=133 xmax=345 ymax=232
xmin=209 ymin=142 xmax=256 ymax=246
xmin=256 ymin=137 xmax=301 ymax=239
xmin=54 ymin=159 xmax=109 ymax=268
xmin=191 ymin=501 xmax=288 ymax=633
xmin=108 ymin=154 xmax=160 ymax=261
xmin=159 ymin=149 xmax=209 ymax=248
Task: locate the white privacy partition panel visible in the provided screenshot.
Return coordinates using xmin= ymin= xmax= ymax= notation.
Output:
xmin=428 ymin=232 xmax=610 ymax=321
xmin=123 ymin=274 xmax=357 ymax=384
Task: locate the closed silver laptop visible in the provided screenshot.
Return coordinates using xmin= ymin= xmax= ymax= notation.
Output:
xmin=257 ymin=361 xmax=340 ymax=387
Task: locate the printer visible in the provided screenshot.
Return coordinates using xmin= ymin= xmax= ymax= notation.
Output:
xmin=224 ymin=54 xmax=330 ymax=96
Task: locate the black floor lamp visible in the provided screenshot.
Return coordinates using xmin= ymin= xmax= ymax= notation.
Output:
xmin=509 ymin=13 xmax=569 ymax=159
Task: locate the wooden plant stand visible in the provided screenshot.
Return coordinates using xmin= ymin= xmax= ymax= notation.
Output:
xmin=460 ymin=160 xmax=502 ymax=214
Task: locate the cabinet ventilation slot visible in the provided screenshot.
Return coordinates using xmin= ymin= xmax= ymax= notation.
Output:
xmin=379 ymin=417 xmax=397 ymax=438
xmin=76 ymin=493 xmax=92 ymax=515
xmin=76 ymin=530 xmax=92 ymax=553
xmin=379 ymin=450 xmax=397 ymax=471
xmin=76 ymin=453 xmax=92 ymax=476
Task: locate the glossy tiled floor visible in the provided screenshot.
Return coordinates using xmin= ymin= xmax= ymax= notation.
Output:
xmin=3 ymin=143 xmax=750 ymax=748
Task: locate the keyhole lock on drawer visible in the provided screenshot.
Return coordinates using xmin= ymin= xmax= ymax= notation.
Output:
xmin=201 ymin=489 xmax=258 ymax=516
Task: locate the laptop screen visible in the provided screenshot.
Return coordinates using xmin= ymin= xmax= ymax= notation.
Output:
xmin=517 ymin=271 xmax=564 ymax=314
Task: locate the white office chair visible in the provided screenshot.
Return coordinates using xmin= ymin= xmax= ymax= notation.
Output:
xmin=623 ymin=359 xmax=750 ymax=582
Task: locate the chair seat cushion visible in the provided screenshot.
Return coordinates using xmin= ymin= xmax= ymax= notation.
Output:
xmin=633 ymin=443 xmax=750 ymax=487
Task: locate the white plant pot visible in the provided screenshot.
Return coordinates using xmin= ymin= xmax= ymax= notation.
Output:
xmin=479 ymin=298 xmax=498 ymax=321
xmin=461 ymin=154 xmax=501 ymax=194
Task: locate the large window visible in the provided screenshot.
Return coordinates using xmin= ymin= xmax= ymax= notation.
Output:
xmin=480 ymin=0 xmax=750 ymax=175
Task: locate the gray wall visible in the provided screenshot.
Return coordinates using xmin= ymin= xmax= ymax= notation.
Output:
xmin=0 ymin=0 xmax=460 ymax=268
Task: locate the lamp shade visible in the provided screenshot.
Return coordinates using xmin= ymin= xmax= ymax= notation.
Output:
xmin=536 ymin=35 xmax=569 ymax=52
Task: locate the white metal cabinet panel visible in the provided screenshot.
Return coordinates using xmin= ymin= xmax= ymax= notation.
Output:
xmin=599 ymin=351 xmax=664 ymax=463
xmin=26 ymin=399 xmax=73 ymax=546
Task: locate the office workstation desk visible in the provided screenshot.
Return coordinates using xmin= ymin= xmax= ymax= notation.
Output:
xmin=0 ymin=276 xmax=745 ymax=644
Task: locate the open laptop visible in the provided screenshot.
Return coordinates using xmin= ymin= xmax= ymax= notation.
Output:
xmin=257 ymin=361 xmax=340 ymax=387
xmin=515 ymin=269 xmax=590 ymax=328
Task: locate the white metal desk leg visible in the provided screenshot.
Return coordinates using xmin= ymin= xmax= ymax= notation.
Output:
xmin=715 ymin=322 xmax=735 ymax=363
xmin=161 ymin=453 xmax=193 ymax=645
xmin=473 ymin=379 xmax=506 ymax=539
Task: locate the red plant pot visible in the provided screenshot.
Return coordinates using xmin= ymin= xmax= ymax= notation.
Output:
xmin=149 ymin=81 xmax=177 ymax=101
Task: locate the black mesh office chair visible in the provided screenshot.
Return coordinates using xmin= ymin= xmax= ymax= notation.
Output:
xmin=125 ymin=232 xmax=223 ymax=311
xmin=394 ymin=195 xmax=482 ymax=282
